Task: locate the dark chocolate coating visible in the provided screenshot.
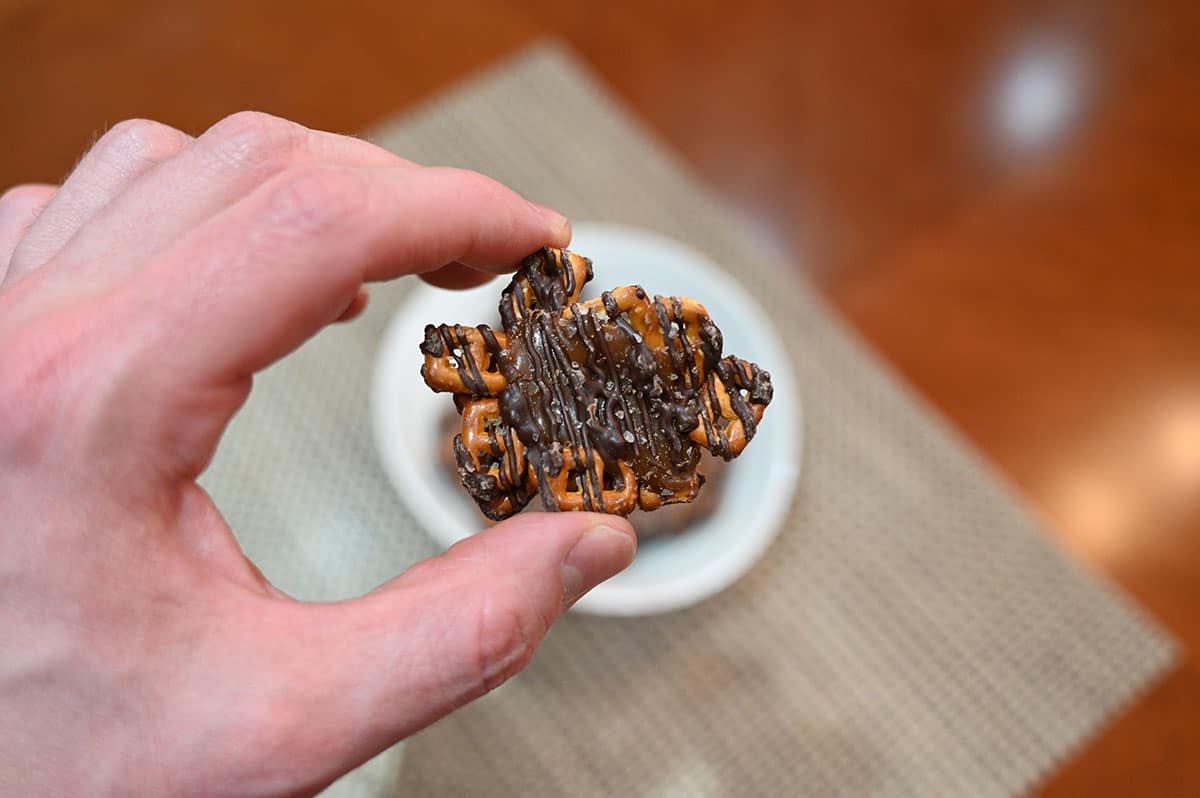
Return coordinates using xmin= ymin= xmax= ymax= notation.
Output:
xmin=426 ymin=247 xmax=772 ymax=519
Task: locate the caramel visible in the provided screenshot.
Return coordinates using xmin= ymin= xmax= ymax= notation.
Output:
xmin=420 ymin=247 xmax=773 ymax=520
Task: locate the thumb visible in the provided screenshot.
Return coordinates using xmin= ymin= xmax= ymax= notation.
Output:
xmin=257 ymin=512 xmax=635 ymax=793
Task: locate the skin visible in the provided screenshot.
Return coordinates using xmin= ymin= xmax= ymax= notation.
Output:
xmin=0 ymin=112 xmax=637 ymax=797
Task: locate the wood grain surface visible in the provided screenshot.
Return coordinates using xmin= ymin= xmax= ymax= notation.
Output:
xmin=2 ymin=1 xmax=1196 ymax=793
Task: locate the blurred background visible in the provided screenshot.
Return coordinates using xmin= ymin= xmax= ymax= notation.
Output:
xmin=2 ymin=0 xmax=1196 ymax=793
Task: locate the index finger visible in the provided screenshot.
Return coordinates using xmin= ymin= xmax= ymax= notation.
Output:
xmin=131 ymin=164 xmax=570 ymax=384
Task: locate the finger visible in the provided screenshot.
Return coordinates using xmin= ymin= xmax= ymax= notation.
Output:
xmin=419 ymin=260 xmax=498 ymax=290
xmin=37 ymin=112 xmax=415 ymax=288
xmin=6 ymin=120 xmax=192 ymax=282
xmin=138 ymin=164 xmax=571 ymax=386
xmin=333 ymin=287 xmax=369 ymax=322
xmin=248 ymin=512 xmax=636 ymax=795
xmin=0 ymin=184 xmax=57 ymax=285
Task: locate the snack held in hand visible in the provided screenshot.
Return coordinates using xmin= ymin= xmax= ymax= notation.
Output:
xmin=420 ymin=247 xmax=773 ymax=520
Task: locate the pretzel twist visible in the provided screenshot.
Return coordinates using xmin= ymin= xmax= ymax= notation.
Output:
xmin=542 ymin=448 xmax=639 ymax=515
xmin=688 ymin=356 xmax=769 ymax=457
xmin=421 ymin=325 xmax=509 ymax=395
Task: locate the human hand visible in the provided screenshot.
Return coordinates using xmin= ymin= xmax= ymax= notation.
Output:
xmin=0 ymin=112 xmax=636 ymax=797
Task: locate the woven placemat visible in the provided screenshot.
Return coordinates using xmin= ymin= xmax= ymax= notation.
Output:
xmin=200 ymin=43 xmax=1176 ymax=797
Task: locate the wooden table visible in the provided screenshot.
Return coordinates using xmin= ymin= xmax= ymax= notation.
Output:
xmin=3 ymin=1 xmax=1196 ymax=793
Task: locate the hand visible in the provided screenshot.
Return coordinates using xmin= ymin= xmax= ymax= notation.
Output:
xmin=0 ymin=112 xmax=636 ymax=797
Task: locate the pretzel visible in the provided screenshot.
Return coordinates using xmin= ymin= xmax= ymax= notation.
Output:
xmin=420 ymin=247 xmax=774 ymax=520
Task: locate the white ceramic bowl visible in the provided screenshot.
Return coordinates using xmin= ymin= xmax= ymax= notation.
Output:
xmin=371 ymin=223 xmax=801 ymax=615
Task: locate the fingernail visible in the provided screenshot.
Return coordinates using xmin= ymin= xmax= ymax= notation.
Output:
xmin=561 ymin=523 xmax=636 ymax=609
xmin=529 ymin=202 xmax=572 ymax=246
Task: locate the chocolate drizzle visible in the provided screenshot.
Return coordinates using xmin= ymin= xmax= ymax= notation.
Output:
xmin=421 ymin=246 xmax=773 ymax=520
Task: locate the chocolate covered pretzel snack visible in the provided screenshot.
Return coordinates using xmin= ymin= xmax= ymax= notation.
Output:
xmin=420 ymin=247 xmax=773 ymax=521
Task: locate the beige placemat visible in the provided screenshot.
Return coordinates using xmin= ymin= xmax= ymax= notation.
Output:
xmin=200 ymin=42 xmax=1176 ymax=797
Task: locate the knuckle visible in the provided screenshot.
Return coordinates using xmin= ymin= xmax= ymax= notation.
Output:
xmin=397 ymin=555 xmax=455 ymax=585
xmin=471 ymin=588 xmax=545 ymax=694
xmin=204 ymin=111 xmax=308 ymax=172
xmin=91 ymin=118 xmax=188 ymax=166
xmin=0 ymin=184 xmax=54 ymax=216
xmin=0 ymin=323 xmax=76 ymax=456
xmin=442 ymin=166 xmax=508 ymax=200
xmin=263 ymin=167 xmax=367 ymax=237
